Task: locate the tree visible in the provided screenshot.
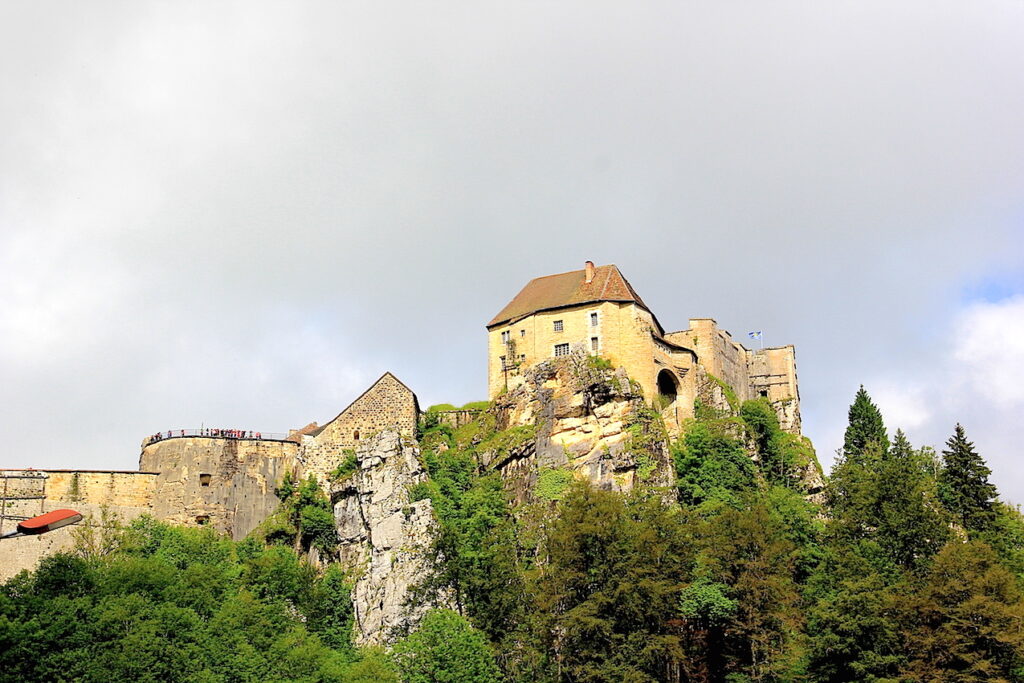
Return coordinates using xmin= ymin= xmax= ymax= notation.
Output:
xmin=842 ymin=386 xmax=889 ymax=460
xmin=874 ymin=430 xmax=950 ymax=570
xmin=534 ymin=482 xmax=691 ymax=682
xmin=939 ymin=424 xmax=998 ymax=534
xmin=673 ymin=419 xmax=756 ymax=508
xmin=900 ymin=540 xmax=1024 ymax=681
xmin=392 ymin=609 xmax=502 ymax=683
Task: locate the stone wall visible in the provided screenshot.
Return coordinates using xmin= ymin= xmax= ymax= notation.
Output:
xmin=139 ymin=437 xmax=299 ymax=540
xmin=747 ymin=345 xmax=802 ymax=433
xmin=0 ymin=469 xmax=158 ymax=581
xmin=301 ymin=372 xmax=419 ymax=485
xmin=666 ymin=319 xmax=751 ymax=404
xmin=489 ymin=302 xmax=697 ymax=429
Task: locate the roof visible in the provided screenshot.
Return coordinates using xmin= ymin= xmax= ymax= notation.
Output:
xmin=487 ymin=264 xmax=662 ymax=331
xmin=307 ymin=372 xmax=419 ymax=438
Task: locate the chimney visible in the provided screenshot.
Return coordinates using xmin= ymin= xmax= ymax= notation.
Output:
xmin=584 ymin=260 xmax=595 ymax=283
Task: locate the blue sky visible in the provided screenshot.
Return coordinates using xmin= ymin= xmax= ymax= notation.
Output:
xmin=1 ymin=2 xmax=1022 ymax=499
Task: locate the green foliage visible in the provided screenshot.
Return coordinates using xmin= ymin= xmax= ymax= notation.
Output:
xmin=737 ymin=398 xmax=819 ymax=490
xmin=939 ymin=422 xmax=999 ymax=534
xmin=679 ymin=579 xmax=737 ymax=627
xmin=674 ymin=418 xmax=755 ymax=508
xmin=901 ymin=540 xmax=1024 ymax=681
xmin=461 ymin=400 xmax=492 ymax=411
xmin=622 ymin=401 xmax=668 ymax=481
xmin=392 ymin=609 xmax=502 ymax=683
xmin=329 ymin=451 xmax=358 ymax=481
xmin=427 ymin=403 xmax=460 ymax=412
xmin=0 ymin=517 xmax=387 ymax=683
xmin=706 ymin=372 xmax=740 ymax=412
xmin=843 ymin=385 xmax=889 ymax=459
xmin=264 ymin=473 xmax=338 ymax=555
xmin=533 ymin=482 xmax=694 ymax=682
xmin=478 ymin=424 xmax=537 ymax=461
xmin=535 ymin=468 xmax=574 ymax=502
xmin=4 ymin=383 xmax=1017 ymax=683
xmin=586 ymin=354 xmax=614 ymax=371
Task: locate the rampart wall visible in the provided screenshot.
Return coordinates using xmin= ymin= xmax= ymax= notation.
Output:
xmin=139 ymin=437 xmax=300 ymax=540
xmin=0 ymin=469 xmax=158 ymax=581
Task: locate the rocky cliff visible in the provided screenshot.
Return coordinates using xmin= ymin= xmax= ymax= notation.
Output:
xmin=330 ymin=430 xmax=439 ymax=646
xmin=483 ymin=353 xmax=675 ymax=504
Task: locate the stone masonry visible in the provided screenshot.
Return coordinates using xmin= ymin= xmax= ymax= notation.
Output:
xmin=300 ymin=372 xmax=420 ymax=486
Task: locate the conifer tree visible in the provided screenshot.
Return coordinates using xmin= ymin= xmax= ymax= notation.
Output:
xmin=842 ymin=385 xmax=889 ymax=460
xmin=939 ymin=423 xmax=998 ymax=533
xmin=875 ymin=429 xmax=949 ymax=569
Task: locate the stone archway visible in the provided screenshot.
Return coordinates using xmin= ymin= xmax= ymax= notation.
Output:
xmin=656 ymin=369 xmax=679 ymax=406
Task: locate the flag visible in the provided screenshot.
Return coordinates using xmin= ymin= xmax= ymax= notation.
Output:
xmin=748 ymin=331 xmax=762 ymax=339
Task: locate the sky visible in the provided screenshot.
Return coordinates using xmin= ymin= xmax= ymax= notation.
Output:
xmin=1 ymin=3 xmax=1022 ymax=498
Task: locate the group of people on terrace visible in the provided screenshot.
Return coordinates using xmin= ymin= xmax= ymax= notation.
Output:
xmin=147 ymin=428 xmax=263 ymax=445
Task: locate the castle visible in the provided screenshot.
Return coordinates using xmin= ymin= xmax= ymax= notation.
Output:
xmin=488 ymin=261 xmax=801 ymax=432
xmin=0 ymin=261 xmax=800 ymax=580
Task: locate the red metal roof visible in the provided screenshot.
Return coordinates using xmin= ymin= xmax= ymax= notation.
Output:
xmin=17 ymin=509 xmax=82 ymax=534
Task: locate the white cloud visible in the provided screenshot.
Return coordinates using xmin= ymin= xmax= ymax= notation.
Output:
xmin=850 ymin=296 xmax=1024 ymax=500
xmin=952 ymin=295 xmax=1024 ymax=404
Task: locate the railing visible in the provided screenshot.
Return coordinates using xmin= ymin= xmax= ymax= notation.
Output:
xmin=144 ymin=429 xmax=292 ymax=447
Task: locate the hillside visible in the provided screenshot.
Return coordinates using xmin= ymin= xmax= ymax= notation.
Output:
xmin=2 ymin=371 xmax=1023 ymax=683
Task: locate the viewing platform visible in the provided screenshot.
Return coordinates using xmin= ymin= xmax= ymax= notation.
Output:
xmin=143 ymin=429 xmax=292 ymax=448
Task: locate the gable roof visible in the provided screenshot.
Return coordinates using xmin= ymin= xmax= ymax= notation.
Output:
xmin=487 ymin=264 xmax=662 ymax=332
xmin=306 ymin=372 xmax=418 ymax=438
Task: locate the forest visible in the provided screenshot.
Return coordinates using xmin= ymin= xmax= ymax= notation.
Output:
xmin=2 ymin=386 xmax=1023 ymax=683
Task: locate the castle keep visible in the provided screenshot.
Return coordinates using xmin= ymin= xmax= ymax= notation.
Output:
xmin=487 ymin=261 xmax=801 ymax=432
xmin=1 ymin=262 xmax=801 ymax=580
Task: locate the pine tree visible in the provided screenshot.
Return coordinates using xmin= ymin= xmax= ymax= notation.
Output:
xmin=875 ymin=429 xmax=949 ymax=569
xmin=842 ymin=386 xmax=889 ymax=460
xmin=939 ymin=424 xmax=998 ymax=533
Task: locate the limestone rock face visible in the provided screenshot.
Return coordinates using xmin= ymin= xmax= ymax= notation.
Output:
xmin=488 ymin=355 xmax=674 ymax=503
xmin=331 ymin=430 xmax=438 ymax=646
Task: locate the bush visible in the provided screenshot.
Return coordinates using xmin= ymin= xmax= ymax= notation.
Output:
xmin=392 ymin=609 xmax=502 ymax=683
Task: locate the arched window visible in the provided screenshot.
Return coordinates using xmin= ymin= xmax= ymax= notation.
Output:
xmin=353 ymin=430 xmax=360 ymax=441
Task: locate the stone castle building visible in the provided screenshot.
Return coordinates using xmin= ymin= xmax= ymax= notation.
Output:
xmin=1 ymin=262 xmax=801 ymax=580
xmin=487 ymin=261 xmax=801 ymax=432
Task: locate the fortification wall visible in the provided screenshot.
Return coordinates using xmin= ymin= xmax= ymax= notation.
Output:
xmin=0 ymin=469 xmax=158 ymax=581
xmin=139 ymin=437 xmax=299 ymax=540
xmin=748 ymin=346 xmax=801 ymax=433
xmin=668 ymin=319 xmax=752 ymax=405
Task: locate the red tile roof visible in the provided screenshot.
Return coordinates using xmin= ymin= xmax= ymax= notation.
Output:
xmin=487 ymin=264 xmax=661 ymax=332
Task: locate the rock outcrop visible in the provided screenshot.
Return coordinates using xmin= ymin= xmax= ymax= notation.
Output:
xmin=485 ymin=353 xmax=674 ymax=504
xmin=330 ymin=430 xmax=438 ymax=646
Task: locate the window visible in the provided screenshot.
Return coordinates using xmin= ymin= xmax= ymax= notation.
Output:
xmin=759 ymin=390 xmax=769 ymax=398
xmin=591 ymin=312 xmax=598 ymax=326
xmin=520 ymin=329 xmax=525 ymax=337
xmin=554 ymin=343 xmax=570 ymax=357
xmin=353 ymin=430 xmax=360 ymax=441
xmin=199 ymin=473 xmax=211 ymax=487
xmin=553 ymin=320 xmax=564 ymax=332
xmin=501 ymin=330 xmax=510 ymax=344
xmin=195 ymin=515 xmax=209 ymax=525
xmin=591 ymin=337 xmax=599 ymax=352
xmin=519 ymin=354 xmax=526 ymax=363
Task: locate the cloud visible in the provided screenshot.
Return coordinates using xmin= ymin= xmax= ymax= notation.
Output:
xmin=952 ymin=295 xmax=1024 ymax=404
xmin=0 ymin=2 xmax=1022 ymax=500
xmin=857 ymin=295 xmax=1024 ymax=500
